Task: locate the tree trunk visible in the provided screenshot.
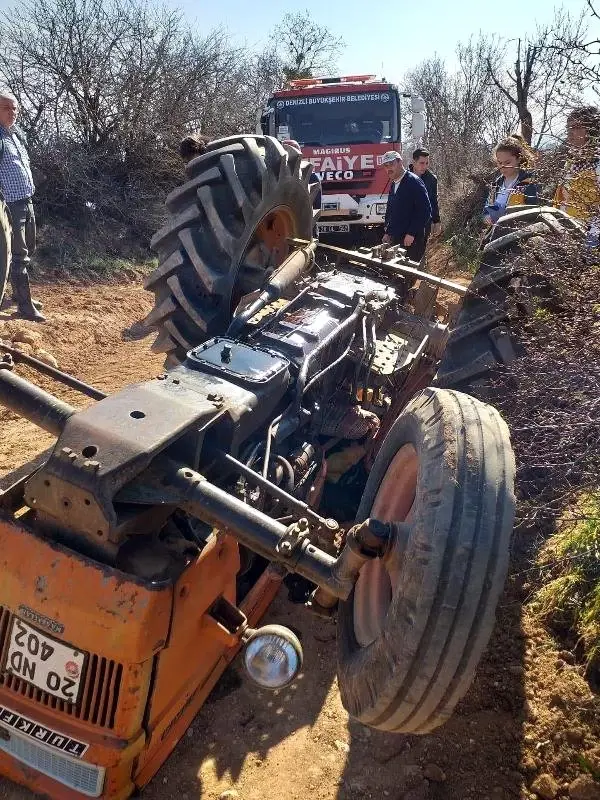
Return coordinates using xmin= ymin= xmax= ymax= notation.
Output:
xmin=519 ymin=107 xmax=533 ymax=145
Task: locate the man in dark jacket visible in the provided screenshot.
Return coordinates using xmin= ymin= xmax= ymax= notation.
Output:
xmin=409 ymin=147 xmax=441 ymax=241
xmin=381 ymin=151 xmax=431 ymax=263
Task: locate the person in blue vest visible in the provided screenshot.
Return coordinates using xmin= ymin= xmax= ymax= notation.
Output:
xmin=380 ymin=151 xmax=431 ymax=263
xmin=0 ymin=89 xmax=45 ymax=321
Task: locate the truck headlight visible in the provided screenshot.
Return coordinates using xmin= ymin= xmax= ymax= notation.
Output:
xmin=375 ymin=203 xmax=387 ymax=215
xmin=243 ymin=624 xmax=303 ymax=690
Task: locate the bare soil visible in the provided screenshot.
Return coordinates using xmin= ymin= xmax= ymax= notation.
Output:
xmin=0 ymin=276 xmax=599 ymax=800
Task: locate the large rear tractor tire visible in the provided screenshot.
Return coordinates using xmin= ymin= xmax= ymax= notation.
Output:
xmin=337 ymin=387 xmax=515 ymax=734
xmin=0 ymin=199 xmax=11 ymax=310
xmin=435 ymin=205 xmax=584 ymax=392
xmin=145 ymin=135 xmax=317 ymax=366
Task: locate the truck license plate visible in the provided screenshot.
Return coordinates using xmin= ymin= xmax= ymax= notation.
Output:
xmin=318 ymin=223 xmax=350 ymax=233
xmin=4 ymin=618 xmax=85 ymax=704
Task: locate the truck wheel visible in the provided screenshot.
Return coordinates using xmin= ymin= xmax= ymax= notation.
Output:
xmin=435 ymin=206 xmax=583 ymax=391
xmin=336 ymin=387 xmax=515 ymax=734
xmin=145 ymin=135 xmax=317 ymax=366
xmin=0 ymin=200 xmax=10 ymax=310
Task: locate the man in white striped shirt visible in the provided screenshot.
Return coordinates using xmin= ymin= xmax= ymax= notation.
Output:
xmin=0 ymin=89 xmax=45 ymax=321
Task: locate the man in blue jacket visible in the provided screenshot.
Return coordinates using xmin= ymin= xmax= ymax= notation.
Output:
xmin=381 ymin=151 xmax=431 ymax=263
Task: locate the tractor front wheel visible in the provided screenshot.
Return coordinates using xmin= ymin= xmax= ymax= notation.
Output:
xmin=336 ymin=387 xmax=515 ymax=734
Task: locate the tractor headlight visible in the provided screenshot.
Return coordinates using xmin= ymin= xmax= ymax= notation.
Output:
xmin=243 ymin=624 xmax=303 ymax=690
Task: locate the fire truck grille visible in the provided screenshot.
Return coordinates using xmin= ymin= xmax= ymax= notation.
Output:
xmin=321 ymin=180 xmax=372 ymax=191
xmin=0 ymin=606 xmax=122 ymax=730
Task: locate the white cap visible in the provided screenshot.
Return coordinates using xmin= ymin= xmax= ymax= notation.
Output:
xmin=380 ymin=151 xmax=402 ymax=165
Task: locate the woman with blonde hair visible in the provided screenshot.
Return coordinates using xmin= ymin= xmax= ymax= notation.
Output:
xmin=554 ymin=106 xmax=600 ymax=247
xmin=483 ymin=135 xmax=539 ymax=225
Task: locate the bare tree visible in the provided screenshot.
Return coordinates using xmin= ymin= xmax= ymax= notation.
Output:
xmin=486 ymin=10 xmax=588 ymax=145
xmin=0 ymin=0 xmax=243 ymax=148
xmin=271 ymin=10 xmax=344 ymax=82
xmin=405 ymin=36 xmax=516 ymax=186
xmin=550 ymin=0 xmax=600 ymax=105
xmin=0 ymin=0 xmax=268 ymax=243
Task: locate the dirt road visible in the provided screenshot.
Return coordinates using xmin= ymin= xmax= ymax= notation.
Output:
xmin=0 ymin=281 xmax=599 ymax=800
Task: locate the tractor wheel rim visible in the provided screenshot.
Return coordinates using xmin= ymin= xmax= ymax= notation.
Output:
xmin=353 ymin=443 xmax=418 ymax=648
xmin=235 ymin=206 xmax=297 ymax=309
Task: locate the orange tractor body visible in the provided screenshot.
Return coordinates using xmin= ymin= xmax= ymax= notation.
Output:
xmin=0 ymin=506 xmax=279 ymax=798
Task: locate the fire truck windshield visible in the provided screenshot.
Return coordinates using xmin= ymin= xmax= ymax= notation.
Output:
xmin=270 ymin=90 xmax=399 ymax=147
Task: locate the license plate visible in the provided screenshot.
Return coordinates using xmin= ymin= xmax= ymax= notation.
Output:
xmin=318 ymin=223 xmax=350 ymax=233
xmin=4 ymin=618 xmax=85 ymax=704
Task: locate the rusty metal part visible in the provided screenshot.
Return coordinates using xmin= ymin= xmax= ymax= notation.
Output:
xmin=289 ymin=442 xmax=315 ymax=475
xmin=310 ymin=518 xmax=399 ymax=610
xmin=218 ymin=452 xmax=338 ymax=536
xmin=0 ymin=340 xmax=106 ymax=400
xmin=168 ymin=466 xmax=350 ymax=593
xmin=350 ymin=518 xmax=398 ymax=558
xmin=319 ymin=403 xmax=380 ymax=439
xmin=276 ymin=516 xmax=310 ymax=556
xmin=311 ymin=521 xmax=384 ymax=609
xmin=290 ymin=237 xmax=468 ymax=296
xmin=16 ymin=372 xmax=227 ymax=556
xmin=0 ymin=367 xmax=76 ymax=435
xmin=365 ymin=356 xmax=437 ymax=466
xmin=227 ymin=242 xmax=316 ymax=338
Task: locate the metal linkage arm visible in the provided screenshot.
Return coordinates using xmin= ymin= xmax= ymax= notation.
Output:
xmin=167 ymin=464 xmax=375 ymax=600
xmin=0 ymin=367 xmax=75 ymax=435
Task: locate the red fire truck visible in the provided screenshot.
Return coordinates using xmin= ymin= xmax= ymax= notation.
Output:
xmin=259 ymin=75 xmax=425 ymax=240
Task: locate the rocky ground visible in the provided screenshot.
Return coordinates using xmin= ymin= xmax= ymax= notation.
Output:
xmin=0 ymin=272 xmax=598 ymax=800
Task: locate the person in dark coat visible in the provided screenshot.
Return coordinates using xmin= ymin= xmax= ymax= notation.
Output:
xmin=381 ymin=151 xmax=431 ymax=263
xmin=409 ymin=147 xmax=441 ymax=244
xmin=483 ymin=136 xmax=539 ymax=225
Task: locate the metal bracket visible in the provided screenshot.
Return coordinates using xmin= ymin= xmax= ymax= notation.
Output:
xmin=276 ymin=517 xmax=310 ymax=557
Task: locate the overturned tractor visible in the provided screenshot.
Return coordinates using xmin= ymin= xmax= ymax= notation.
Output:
xmin=0 ymin=136 xmax=524 ymax=799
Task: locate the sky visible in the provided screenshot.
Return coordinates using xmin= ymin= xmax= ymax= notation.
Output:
xmin=0 ymin=0 xmax=588 ymax=86
xmin=156 ymin=0 xmax=581 ymax=85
